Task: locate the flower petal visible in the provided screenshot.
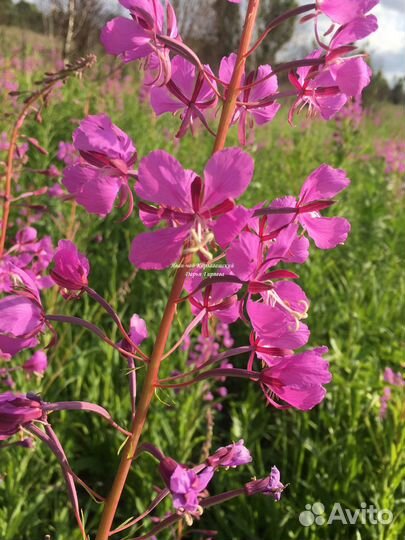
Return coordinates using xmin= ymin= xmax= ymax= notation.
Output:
xmin=129 ymin=225 xmax=191 ymax=270
xmin=202 ymin=148 xmax=254 ymax=209
xmin=136 ymin=150 xmax=195 ymax=210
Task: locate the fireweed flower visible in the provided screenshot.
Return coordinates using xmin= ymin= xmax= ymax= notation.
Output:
xmin=207 ymin=439 xmax=252 ymax=468
xmin=23 ymin=350 xmax=48 ymax=375
xmin=150 ymin=56 xmax=218 ymax=137
xmin=258 ymin=348 xmax=332 ymax=410
xmin=0 ymin=392 xmax=43 ymax=441
xmin=259 ymin=165 xmax=351 ymax=249
xmin=50 ymin=240 xmax=90 ymax=297
xmin=247 ymin=299 xmax=310 ymax=351
xmin=316 ymin=0 xmax=379 ymax=25
xmin=101 ymin=0 xmax=179 ymax=81
xmin=160 ymin=457 xmax=214 ymax=516
xmin=63 ymin=114 xmax=137 ymax=217
xmin=245 ymin=466 xmax=285 ymax=501
xmin=288 ymin=13 xmax=377 ymax=122
xmin=130 ymin=147 xmax=254 ymax=269
xmin=219 ymin=53 xmax=280 ymax=145
xmin=4 ymin=227 xmax=54 ymax=290
xmin=184 ymin=270 xmax=242 ymax=336
xmin=0 ymin=265 xmax=45 ymax=357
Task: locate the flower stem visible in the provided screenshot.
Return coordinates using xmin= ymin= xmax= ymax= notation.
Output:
xmin=95 ymin=3 xmax=262 ymax=538
xmin=212 ymin=0 xmax=261 ymax=153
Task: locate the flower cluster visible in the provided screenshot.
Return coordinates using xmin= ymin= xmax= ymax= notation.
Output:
xmin=0 ymin=0 xmax=380 ymax=538
xmin=100 ymin=0 xmax=378 ymax=141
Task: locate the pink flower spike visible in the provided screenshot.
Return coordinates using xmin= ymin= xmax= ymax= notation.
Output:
xmin=23 ymin=350 xmax=48 ymax=375
xmin=260 ymin=348 xmax=331 ymax=410
xmin=51 ymin=240 xmax=90 ymax=295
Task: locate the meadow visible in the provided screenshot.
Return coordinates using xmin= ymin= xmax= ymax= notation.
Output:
xmin=0 ymin=34 xmax=404 ymax=540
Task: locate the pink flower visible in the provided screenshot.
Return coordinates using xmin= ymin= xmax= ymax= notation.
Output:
xmin=51 ymin=240 xmax=90 ymax=295
xmin=296 ymin=164 xmax=351 ymax=249
xmin=23 ymin=350 xmax=48 ymax=375
xmin=63 ymin=114 xmax=136 ymax=217
xmin=289 ymin=52 xmax=373 ymax=121
xmin=207 ymin=439 xmax=252 ymax=468
xmin=247 ymin=299 xmax=310 ymax=351
xmin=219 ymin=53 xmax=280 ymax=145
xmin=150 ymin=56 xmax=218 ymax=137
xmin=185 ymin=270 xmax=242 ymax=335
xmin=160 ymin=457 xmax=214 ymax=515
xmin=0 ymin=392 xmax=43 ymax=441
xmin=130 ymin=148 xmax=254 ymax=269
xmin=245 ymin=466 xmax=285 ymax=501
xmin=317 ymin=0 xmax=378 ymax=25
xmin=128 ymin=314 xmax=149 ymax=346
xmin=101 ymin=0 xmax=179 ymax=73
xmin=57 ymin=141 xmax=78 ymax=166
xmin=259 ymin=348 xmax=331 ymax=410
xmin=0 ymin=265 xmax=45 ymax=352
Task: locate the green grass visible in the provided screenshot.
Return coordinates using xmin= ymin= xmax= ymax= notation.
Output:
xmin=0 ymin=58 xmax=404 ymax=540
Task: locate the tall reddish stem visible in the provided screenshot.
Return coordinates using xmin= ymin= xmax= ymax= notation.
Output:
xmin=0 ymin=84 xmax=55 ymax=257
xmin=213 ymin=0 xmax=261 ymax=153
xmin=95 ymin=1 xmax=262 ymax=538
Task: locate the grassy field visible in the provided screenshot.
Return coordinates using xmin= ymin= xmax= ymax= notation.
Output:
xmin=0 ymin=49 xmax=404 ymax=540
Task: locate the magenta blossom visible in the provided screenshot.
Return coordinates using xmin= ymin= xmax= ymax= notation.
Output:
xmin=185 ymin=270 xmax=242 ymax=336
xmin=259 ymin=348 xmax=331 ymax=410
xmin=51 ymin=240 xmax=90 ymax=296
xmin=23 ymin=350 xmax=48 ymax=375
xmin=128 ymin=314 xmax=149 ymax=346
xmin=130 ymin=147 xmax=254 ymax=269
xmin=0 ymin=392 xmax=43 ymax=440
xmin=150 ymin=56 xmax=218 ymax=138
xmin=207 ymin=439 xmax=252 ymax=468
xmin=219 ymin=53 xmax=280 ymax=145
xmin=263 ymin=165 xmax=351 ymax=249
xmin=63 ymin=114 xmax=136 ymax=217
xmin=317 ymin=0 xmax=378 ymax=25
xmin=247 ymin=299 xmax=310 ymax=351
xmin=101 ymin=0 xmax=179 ymax=79
xmin=289 ymin=52 xmax=372 ymax=121
xmin=160 ymin=457 xmax=214 ymax=515
xmin=295 ymin=164 xmax=351 ymax=249
xmin=0 ymin=265 xmax=45 ymax=355
xmin=289 ymin=11 xmax=378 ymax=123
xmin=245 ymin=466 xmax=285 ymax=501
